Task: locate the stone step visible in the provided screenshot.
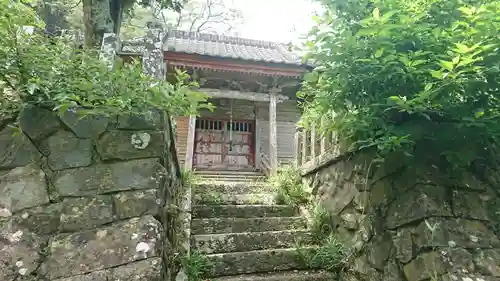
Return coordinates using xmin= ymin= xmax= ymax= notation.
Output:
xmin=192 ymin=205 xmax=297 ymax=219
xmin=195 ymin=170 xmax=264 ymax=176
xmin=193 ymin=182 xmax=275 ymax=194
xmin=193 ymin=193 xmax=275 ymax=205
xmin=196 ymin=177 xmax=266 ymax=184
xmin=192 ymin=230 xmax=312 ymax=254
xmin=213 ymin=270 xmax=337 ymax=281
xmin=206 ymin=248 xmax=315 ymax=277
xmin=191 ymin=217 xmax=307 ymax=235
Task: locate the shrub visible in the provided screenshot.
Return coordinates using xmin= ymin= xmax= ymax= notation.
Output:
xmin=182 ymin=251 xmax=211 ymax=281
xmin=268 ymin=165 xmax=310 ymax=206
xmin=0 ymin=0 xmax=212 ymax=121
xmin=300 ymin=0 xmax=500 ymax=173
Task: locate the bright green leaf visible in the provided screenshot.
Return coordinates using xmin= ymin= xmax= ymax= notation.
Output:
xmin=430 ymin=70 xmax=444 ymax=79
xmin=373 ymin=8 xmax=381 ymax=20
xmin=375 ymin=48 xmax=384 ymax=58
xmin=439 ymin=60 xmax=454 ymax=71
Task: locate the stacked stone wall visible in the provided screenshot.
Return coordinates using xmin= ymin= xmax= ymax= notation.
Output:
xmin=303 ymin=152 xmax=500 ymax=281
xmin=0 ymin=106 xmax=181 ymax=281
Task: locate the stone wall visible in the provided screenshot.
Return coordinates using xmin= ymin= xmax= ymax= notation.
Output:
xmin=303 ymin=152 xmax=500 ymax=281
xmin=0 ymin=106 xmax=183 ymax=281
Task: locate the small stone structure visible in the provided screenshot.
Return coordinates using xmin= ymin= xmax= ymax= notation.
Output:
xmin=302 ymin=152 xmax=500 ymax=281
xmin=0 ymin=106 xmax=182 ymax=280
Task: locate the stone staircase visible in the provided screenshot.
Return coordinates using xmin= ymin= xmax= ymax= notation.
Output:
xmin=191 ymin=170 xmax=335 ymax=281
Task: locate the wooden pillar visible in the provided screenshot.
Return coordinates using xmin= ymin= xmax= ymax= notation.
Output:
xmin=269 ymin=92 xmax=278 ymax=176
xmin=294 ymin=129 xmax=300 ymax=166
xmin=301 ymin=129 xmax=307 ymax=165
xmin=255 ymin=103 xmax=261 ymax=170
xmin=320 ymin=119 xmax=326 ymax=154
xmin=310 ymin=124 xmax=316 ymax=160
xmin=184 ymin=115 xmax=196 ymax=171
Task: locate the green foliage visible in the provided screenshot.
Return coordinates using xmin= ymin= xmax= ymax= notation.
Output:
xmin=268 ymin=165 xmax=310 ymax=206
xmin=300 ymin=0 xmax=500 ymax=172
xmin=297 ymin=235 xmax=348 ymax=272
xmin=182 ymin=251 xmax=211 ymax=281
xmin=0 ymin=0 xmax=211 ymax=122
xmin=180 ymin=169 xmax=200 ymax=188
xmin=309 ymin=203 xmax=333 ymax=244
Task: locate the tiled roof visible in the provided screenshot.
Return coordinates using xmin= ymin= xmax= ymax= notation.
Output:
xmin=120 ymin=29 xmax=304 ymax=66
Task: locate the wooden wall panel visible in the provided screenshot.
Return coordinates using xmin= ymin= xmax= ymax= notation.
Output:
xmin=256 ymin=99 xmax=300 ymax=166
xmin=174 ymin=116 xmax=190 ymax=165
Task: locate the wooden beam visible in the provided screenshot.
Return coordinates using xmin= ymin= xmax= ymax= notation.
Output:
xmin=320 ymin=119 xmax=326 ymax=154
xmin=200 ymin=88 xmax=289 ymax=103
xmin=301 ymin=129 xmax=307 ymax=165
xmin=255 ymin=103 xmax=262 ymax=170
xmin=269 ymin=92 xmax=278 ymax=176
xmin=310 ymin=125 xmax=316 ymax=160
xmin=184 ymin=115 xmax=196 ymax=171
xmin=294 ymin=130 xmax=300 ymax=166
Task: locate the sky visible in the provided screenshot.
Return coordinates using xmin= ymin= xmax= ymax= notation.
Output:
xmin=232 ymin=0 xmax=320 ymax=43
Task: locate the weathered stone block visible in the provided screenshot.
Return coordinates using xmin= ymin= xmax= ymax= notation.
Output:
xmin=0 ymin=226 xmax=44 ymax=281
xmin=460 ymin=174 xmax=487 ymax=191
xmin=20 ymin=105 xmax=60 ymax=141
xmin=113 ymin=189 xmax=159 ymax=219
xmin=452 ymin=190 xmax=490 ymax=221
xmin=474 ymin=249 xmax=500 ymax=277
xmin=367 ymin=232 xmax=393 ymax=270
xmin=413 ymin=218 xmax=500 ymax=250
xmin=53 ymin=159 xmax=163 ymax=196
xmin=383 ymin=259 xmax=403 ymax=281
xmin=0 ymin=164 xmax=49 ymax=212
xmin=42 ymin=131 xmax=93 ymax=170
xmin=0 ymin=126 xmax=40 ymax=169
xmin=107 ymin=258 xmax=162 ymax=281
xmin=12 ymin=203 xmax=61 ymax=235
xmin=60 ymin=196 xmax=114 ymax=231
xmin=97 ymin=130 xmax=164 ymax=160
xmin=340 ymin=209 xmax=360 ymax=230
xmin=320 ymin=180 xmax=358 ymax=216
xmin=59 ymin=110 xmax=109 ymax=139
xmin=403 ymin=251 xmax=447 ymax=281
xmin=41 ymin=215 xmax=161 ymax=279
xmin=116 ymin=111 xmax=161 ymax=130
xmin=53 ymin=271 xmax=107 ymax=281
xmin=392 ymin=228 xmax=413 ymax=263
xmin=386 ymin=185 xmax=453 ymax=229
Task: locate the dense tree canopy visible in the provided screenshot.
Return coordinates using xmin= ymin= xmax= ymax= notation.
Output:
xmin=1 ymin=0 xmax=210 ymax=122
xmin=299 ymin=0 xmax=500 ymax=171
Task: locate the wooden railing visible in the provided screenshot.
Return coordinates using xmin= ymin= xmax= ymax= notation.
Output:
xmin=295 ymin=125 xmax=340 ymax=167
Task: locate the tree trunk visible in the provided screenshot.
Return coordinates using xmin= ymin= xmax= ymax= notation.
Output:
xmin=82 ymin=0 xmax=118 ymax=48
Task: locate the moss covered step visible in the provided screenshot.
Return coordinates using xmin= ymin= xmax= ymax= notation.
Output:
xmin=192 ymin=230 xmax=312 ymax=254
xmin=213 ymin=270 xmax=337 ymax=281
xmin=191 ymin=217 xmax=307 ymax=235
xmin=192 ymin=205 xmax=297 ymax=219
xmin=195 ymin=175 xmax=266 ymax=182
xmin=206 ymin=248 xmax=315 ymax=277
xmin=193 ymin=193 xmax=276 ymax=205
xmin=193 ymin=182 xmax=275 ymax=194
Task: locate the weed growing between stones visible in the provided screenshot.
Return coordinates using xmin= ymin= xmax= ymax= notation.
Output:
xmin=204 ymin=191 xmax=224 ymax=205
xmin=309 ymin=203 xmax=333 ymax=244
xmin=181 ymin=169 xmax=200 ymax=188
xmin=296 ymin=235 xmax=349 ymax=272
xmin=182 ymin=251 xmax=212 ymax=281
xmin=269 ymin=165 xmax=310 ymax=207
